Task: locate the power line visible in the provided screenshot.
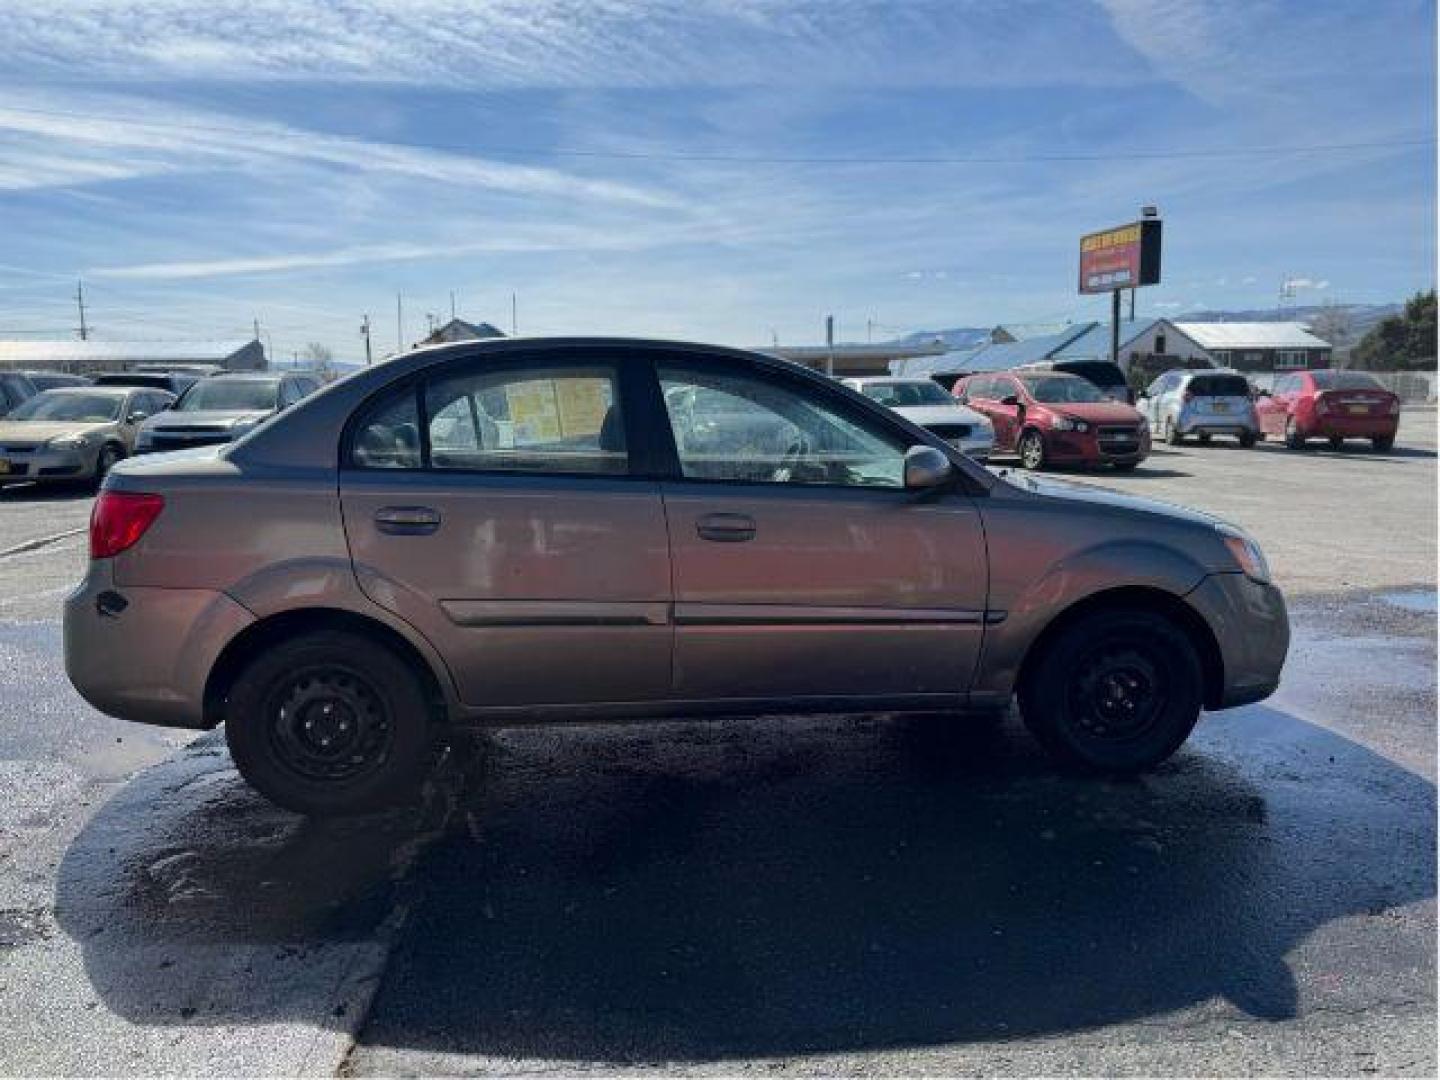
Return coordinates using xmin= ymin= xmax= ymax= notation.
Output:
xmin=0 ymin=103 xmax=1431 ymax=166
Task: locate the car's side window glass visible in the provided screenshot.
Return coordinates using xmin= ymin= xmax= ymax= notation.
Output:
xmin=425 ymin=365 xmax=627 ymax=475
xmin=352 ymin=385 xmax=423 ymax=469
xmin=657 ymin=364 xmax=906 ymax=488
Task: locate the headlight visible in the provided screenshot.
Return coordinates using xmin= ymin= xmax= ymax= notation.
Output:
xmin=47 ymin=433 xmax=91 ymax=450
xmin=1052 ymin=417 xmax=1090 ymax=432
xmin=1216 ymin=523 xmax=1271 ymax=583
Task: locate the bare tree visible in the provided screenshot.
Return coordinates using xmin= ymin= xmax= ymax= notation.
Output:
xmin=302 ymin=341 xmax=335 ymax=377
xmin=1310 ymin=303 xmax=1355 ymax=365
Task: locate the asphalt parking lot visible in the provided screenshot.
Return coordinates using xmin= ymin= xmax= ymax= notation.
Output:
xmin=0 ymin=413 xmax=1433 ymax=1076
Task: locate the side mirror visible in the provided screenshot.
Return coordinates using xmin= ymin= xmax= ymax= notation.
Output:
xmin=1255 ymin=388 xmax=1271 ymax=398
xmin=1000 ymin=394 xmax=1021 ymax=408
xmin=1138 ymin=389 xmax=1150 ymax=400
xmin=126 ymin=411 xmax=149 ymax=424
xmin=904 ymin=445 xmax=953 ymax=490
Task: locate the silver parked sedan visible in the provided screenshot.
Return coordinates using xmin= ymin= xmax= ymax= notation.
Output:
xmin=0 ymin=386 xmax=172 ymax=487
xmin=65 ymin=338 xmax=1288 ymax=816
xmin=843 ymin=376 xmax=995 ymax=461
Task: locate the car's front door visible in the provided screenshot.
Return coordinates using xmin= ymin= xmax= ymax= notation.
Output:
xmin=651 ymin=356 xmax=989 ymax=705
xmin=339 ymin=354 xmax=672 ymax=709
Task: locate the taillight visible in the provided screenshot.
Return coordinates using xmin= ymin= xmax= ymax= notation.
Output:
xmin=90 ymin=491 xmax=165 ymax=559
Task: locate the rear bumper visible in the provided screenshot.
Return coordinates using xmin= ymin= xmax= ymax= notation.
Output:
xmin=1306 ymin=416 xmax=1398 ymax=439
xmin=1185 ymin=572 xmax=1289 ymax=709
xmin=1177 ymin=411 xmax=1259 ymax=437
xmin=63 ymin=559 xmax=254 ymax=729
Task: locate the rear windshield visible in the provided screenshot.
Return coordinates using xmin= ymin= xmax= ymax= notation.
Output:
xmin=8 ymin=391 xmax=123 ymax=422
xmin=94 ymin=374 xmax=169 ymax=389
xmin=1309 ymin=371 xmax=1384 ymax=391
xmin=176 ymin=379 xmax=280 ymax=412
xmin=857 ymin=381 xmax=952 ymax=407
xmin=1055 ymin=362 xmax=1127 ymax=388
xmin=1188 ymin=375 xmax=1252 ymax=397
xmin=1019 ymin=375 xmax=1107 ymax=404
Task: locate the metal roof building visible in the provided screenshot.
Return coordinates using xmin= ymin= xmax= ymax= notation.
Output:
xmin=1171 ymin=322 xmax=1330 ymax=351
xmin=0 ymin=338 xmax=264 ymax=374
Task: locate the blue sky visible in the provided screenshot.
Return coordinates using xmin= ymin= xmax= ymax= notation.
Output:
xmin=0 ymin=0 xmax=1433 ymax=362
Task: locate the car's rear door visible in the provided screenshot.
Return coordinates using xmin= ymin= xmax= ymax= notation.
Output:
xmin=339 ymin=350 xmax=673 ymax=709
xmin=648 ymin=353 xmax=988 ymax=705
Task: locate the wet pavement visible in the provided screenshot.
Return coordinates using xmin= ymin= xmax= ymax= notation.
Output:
xmin=0 ymin=428 xmax=1434 ymax=1075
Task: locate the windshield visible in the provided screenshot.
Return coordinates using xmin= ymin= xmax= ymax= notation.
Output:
xmin=1020 ymin=375 xmax=1107 ymax=404
xmin=7 ymin=392 xmax=122 ymax=422
xmin=1310 ymin=371 xmax=1384 ymax=391
xmin=1189 ymin=375 xmax=1252 ymax=397
xmin=177 ymin=380 xmax=280 ymax=412
xmin=858 ymin=381 xmax=953 ymax=407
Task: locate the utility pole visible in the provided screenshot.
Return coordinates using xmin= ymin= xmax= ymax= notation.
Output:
xmin=1128 ymin=288 xmax=1136 ymax=321
xmin=360 ymin=314 xmax=373 ymax=366
xmin=396 ymin=293 xmax=404 ymax=352
xmin=867 ymin=317 xmax=874 ymax=343
xmin=449 ymin=291 xmax=456 ymax=321
xmin=252 ymin=316 xmax=261 ymax=342
xmin=825 ymin=314 xmax=835 ymax=377
xmin=75 ymin=280 xmax=88 ymax=340
xmin=511 ymin=292 xmax=518 ymax=336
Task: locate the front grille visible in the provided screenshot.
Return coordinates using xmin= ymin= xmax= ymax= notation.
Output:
xmin=925 ymin=423 xmax=973 ymax=441
xmin=148 ymin=432 xmax=234 ymax=449
xmin=155 ymin=425 xmax=229 ymax=434
xmin=1096 ymin=425 xmax=1141 ymax=455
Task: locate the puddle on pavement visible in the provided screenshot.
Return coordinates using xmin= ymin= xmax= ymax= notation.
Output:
xmin=1381 ymin=590 xmax=1438 ymax=614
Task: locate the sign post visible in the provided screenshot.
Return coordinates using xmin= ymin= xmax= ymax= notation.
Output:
xmin=1079 ymin=216 xmax=1163 ymax=369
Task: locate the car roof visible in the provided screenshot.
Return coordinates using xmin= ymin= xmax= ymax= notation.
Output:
xmin=35 ymin=385 xmax=132 ymax=395
xmin=207 ymin=372 xmax=285 ymax=382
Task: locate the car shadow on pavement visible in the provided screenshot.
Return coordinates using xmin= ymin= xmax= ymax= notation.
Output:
xmin=56 ymin=705 xmax=1434 ymax=1063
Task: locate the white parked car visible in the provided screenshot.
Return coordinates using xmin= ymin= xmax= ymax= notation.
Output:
xmin=1140 ymin=369 xmax=1260 ymax=447
xmin=843 ymin=377 xmax=994 ymax=461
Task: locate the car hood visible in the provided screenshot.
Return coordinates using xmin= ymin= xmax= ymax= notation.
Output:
xmin=895 ymin=403 xmax=991 ymax=427
xmin=0 ymin=420 xmax=113 ymax=443
xmin=1040 ymin=401 xmax=1144 ymax=424
xmin=144 ymin=409 xmax=270 ymax=429
xmin=1003 ymin=471 xmax=1220 ymax=528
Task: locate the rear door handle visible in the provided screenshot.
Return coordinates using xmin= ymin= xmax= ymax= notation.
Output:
xmin=696 ymin=512 xmax=756 ymax=543
xmin=375 ymin=506 xmax=442 ymax=536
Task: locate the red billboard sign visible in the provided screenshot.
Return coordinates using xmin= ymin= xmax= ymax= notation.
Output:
xmin=1079 ymin=219 xmax=1162 ymax=294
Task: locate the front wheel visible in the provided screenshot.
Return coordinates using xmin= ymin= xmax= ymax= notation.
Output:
xmin=224 ymin=630 xmax=437 ymax=816
xmin=1018 ymin=429 xmax=1047 ymax=471
xmin=1018 ymin=609 xmax=1204 ymax=774
xmin=1373 ymin=434 xmax=1396 ymax=451
xmin=1327 ymin=436 xmax=1344 ymax=450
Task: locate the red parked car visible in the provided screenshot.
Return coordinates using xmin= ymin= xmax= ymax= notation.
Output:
xmin=1255 ymin=370 xmax=1400 ymax=451
xmin=955 ymin=371 xmax=1150 ymax=471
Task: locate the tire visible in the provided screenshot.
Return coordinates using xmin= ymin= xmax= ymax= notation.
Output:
xmin=1284 ymin=416 xmax=1306 ymax=451
xmin=1018 ymin=429 xmax=1046 ymax=471
xmin=1018 ymin=609 xmax=1204 ymax=775
xmin=1197 ymin=432 xmax=1212 ymax=445
xmin=1164 ymin=418 xmax=1183 ymax=446
xmin=224 ymin=630 xmax=437 ymax=816
xmin=1328 ymin=436 xmax=1344 ymax=450
xmin=1373 ymin=435 xmax=1395 ymax=451
xmin=94 ymin=443 xmax=122 ymax=486
xmin=1112 ymin=461 xmax=1139 ymax=472
xmin=1238 ymin=431 xmax=1257 ymax=448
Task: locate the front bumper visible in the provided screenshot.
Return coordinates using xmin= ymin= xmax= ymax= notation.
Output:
xmin=64 ymin=558 xmax=254 ymax=729
xmin=0 ymin=445 xmax=93 ymax=483
xmin=1185 ymin=571 xmax=1289 ymax=708
xmin=1044 ymin=428 xmax=1151 ymax=466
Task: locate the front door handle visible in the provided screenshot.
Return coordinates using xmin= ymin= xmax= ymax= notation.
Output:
xmin=375 ymin=506 xmax=442 ymax=536
xmin=696 ymin=512 xmax=756 ymax=543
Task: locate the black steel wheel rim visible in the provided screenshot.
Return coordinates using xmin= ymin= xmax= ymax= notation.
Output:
xmin=1066 ymin=642 xmax=1168 ymax=742
xmin=264 ymin=664 xmax=393 ymax=782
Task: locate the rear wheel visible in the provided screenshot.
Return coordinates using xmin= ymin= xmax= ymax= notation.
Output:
xmin=224 ymin=630 xmax=436 ymax=816
xmin=1112 ymin=461 xmax=1139 ymax=472
xmin=1238 ymin=431 xmax=1257 ymax=448
xmin=1197 ymin=432 xmax=1212 ymax=445
xmin=1284 ymin=416 xmax=1306 ymax=450
xmin=1018 ymin=429 xmax=1046 ymax=471
xmin=1018 ymin=609 xmax=1204 ymax=774
xmin=1328 ymin=436 xmax=1344 ymax=450
xmin=1164 ymin=418 xmax=1183 ymax=446
xmin=1373 ymin=434 xmax=1396 ymax=451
